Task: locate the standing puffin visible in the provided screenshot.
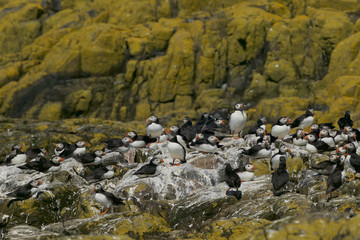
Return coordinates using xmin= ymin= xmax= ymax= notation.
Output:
xmin=146 ymin=115 xmax=163 ymax=142
xmin=270 ymin=145 xmax=290 ymax=170
xmin=272 ymin=156 xmax=289 ymax=196
xmin=72 ymin=140 xmax=88 ymax=156
xmin=93 ymin=183 xmax=125 ymax=215
xmin=229 ymin=103 xmax=247 ymax=139
xmin=6 ymin=180 xmax=42 ymax=207
xmin=326 ymin=157 xmax=345 ymax=200
xmin=338 ymin=110 xmax=353 ymax=130
xmin=291 ymin=109 xmax=314 ymax=129
xmin=271 ymin=117 xmax=292 ymax=139
xmin=238 ymin=163 xmax=256 ymax=181
xmin=179 ymin=117 xmax=196 ymax=143
xmin=224 ymin=163 xmax=241 ymax=195
xmin=167 ymin=135 xmax=186 ymax=166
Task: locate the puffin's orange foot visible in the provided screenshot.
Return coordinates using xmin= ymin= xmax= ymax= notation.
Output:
xmin=232 ymin=134 xmax=240 ymax=139
xmin=100 ymin=209 xmax=109 ymax=215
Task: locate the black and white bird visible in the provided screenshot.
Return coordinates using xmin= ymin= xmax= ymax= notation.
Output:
xmin=304 ymin=134 xmax=334 ymax=153
xmin=93 ymin=183 xmax=125 ymax=215
xmin=272 ymin=156 xmax=289 ymax=196
xmin=146 ymin=115 xmax=163 ymax=141
xmin=25 ymin=147 xmax=47 ymax=161
xmin=238 ymin=163 xmax=255 ymax=181
xmin=126 ymin=131 xmax=156 ymax=148
xmin=74 ymin=150 xmax=106 ymax=166
xmin=168 ymin=125 xmax=189 ymax=149
xmin=343 ymin=152 xmax=360 ymax=181
xmin=241 ymin=141 xmax=272 ymax=159
xmin=190 ymin=135 xmax=221 ymax=153
xmin=270 ymin=145 xmax=290 ymax=170
xmin=134 ymin=157 xmax=164 ymax=177
xmin=85 ymin=165 xmax=117 ymax=181
xmin=326 ymin=157 xmax=345 ymax=200
xmin=102 ymin=137 xmax=133 ymax=153
xmin=224 ymin=163 xmax=241 ymax=195
xmin=309 ymin=154 xmax=338 ymax=175
xmin=246 ymin=116 xmax=267 ymax=135
xmin=18 ymin=156 xmax=64 ymax=172
xmin=271 ymin=117 xmax=292 ymax=139
xmin=167 ymin=135 xmax=186 ymax=166
xmin=179 ymin=117 xmax=196 ymax=143
xmin=338 ymin=110 xmax=353 ymax=130
xmin=291 ymin=109 xmax=314 ymax=129
xmin=54 ymin=142 xmax=77 ymax=158
xmin=5 ymin=144 xmax=27 ymax=165
xmin=291 ymin=129 xmax=308 ymax=146
xmin=194 ymin=113 xmax=212 ymax=133
xmin=319 ymin=129 xmax=336 ymax=148
xmin=6 ymin=180 xmax=42 ymax=207
xmin=229 ymin=103 xmax=247 ymax=139
xmin=72 ymin=140 xmax=88 ymax=156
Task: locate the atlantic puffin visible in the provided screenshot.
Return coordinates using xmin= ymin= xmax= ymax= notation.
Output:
xmin=5 ymin=144 xmax=27 ymax=165
xmin=146 ymin=115 xmax=163 ymax=141
xmin=229 ymin=103 xmax=247 ymax=139
xmin=72 ymin=140 xmax=88 ymax=156
xmin=310 ymin=154 xmax=338 ymax=175
xmin=167 ymin=135 xmax=186 ymax=166
xmin=74 ymin=150 xmax=106 ymax=166
xmin=241 ymin=141 xmax=272 ymax=159
xmin=93 ymin=183 xmax=124 ymax=215
xmin=6 ymin=180 xmax=42 ymax=207
xmin=326 ymin=157 xmax=345 ymax=200
xmin=343 ymin=152 xmax=360 ymax=181
xmin=238 ymin=163 xmax=256 ymax=181
xmin=245 ymin=116 xmax=267 ymax=135
xmin=102 ymin=137 xmax=133 ymax=153
xmin=25 ymin=147 xmax=47 ymax=161
xmin=271 ymin=117 xmax=292 ymax=139
xmin=272 ymin=156 xmax=289 ymax=196
xmin=179 ymin=117 xmax=196 ymax=143
xmin=190 ymin=135 xmax=220 ymax=153
xmin=54 ymin=142 xmax=76 ymax=158
xmin=319 ymin=129 xmax=336 ymax=148
xmin=85 ymin=165 xmax=118 ymax=181
xmin=291 ymin=109 xmax=314 ymax=129
xmin=126 ymin=131 xmax=156 ymax=148
xmin=270 ymin=145 xmax=290 ymax=170
xmin=337 ymin=110 xmax=353 ymax=130
xmin=291 ymin=129 xmax=308 ymax=146
xmin=18 ymin=156 xmax=64 ymax=172
xmin=224 ymin=163 xmax=241 ymax=195
xmin=304 ymin=134 xmax=334 ymax=153
xmin=210 ymin=107 xmax=230 ymax=121
xmin=133 ymin=157 xmax=164 ymax=177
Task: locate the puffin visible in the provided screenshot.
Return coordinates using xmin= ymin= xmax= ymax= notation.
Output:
xmin=304 ymin=134 xmax=334 ymax=153
xmin=338 ymin=110 xmax=353 ymax=130
xmin=309 ymin=154 xmax=338 ymax=175
xmin=168 ymin=125 xmax=189 ymax=149
xmin=102 ymin=137 xmax=133 ymax=153
xmin=167 ymin=134 xmax=186 ymax=166
xmin=194 ymin=113 xmax=212 ymax=133
xmin=126 ymin=131 xmax=156 ymax=148
xmin=270 ymin=145 xmax=290 ymax=170
xmin=18 ymin=156 xmax=64 ymax=172
xmin=326 ymin=157 xmax=345 ymax=200
xmin=25 ymin=147 xmax=47 ymax=161
xmin=133 ymin=157 xmax=164 ymax=178
xmin=74 ymin=150 xmax=106 ymax=166
xmin=224 ymin=163 xmax=241 ymax=195
xmin=6 ymin=180 xmax=42 ymax=207
xmin=146 ymin=115 xmax=163 ymax=141
xmin=271 ymin=156 xmax=289 ymax=196
xmin=72 ymin=140 xmax=88 ymax=156
xmin=238 ymin=163 xmax=256 ymax=181
xmin=319 ymin=129 xmax=336 ymax=148
xmin=246 ymin=116 xmax=267 ymax=135
xmin=271 ymin=117 xmax=292 ymax=139
xmin=291 ymin=109 xmax=314 ymax=129
xmin=85 ymin=165 xmax=118 ymax=181
xmin=291 ymin=129 xmax=308 ymax=146
xmin=190 ymin=135 xmax=221 ymax=153
xmin=93 ymin=183 xmax=125 ymax=215
xmin=5 ymin=144 xmax=27 ymax=165
xmin=229 ymin=103 xmax=247 ymax=139
xmin=179 ymin=117 xmax=196 ymax=143
xmin=343 ymin=152 xmax=360 ymax=181
xmin=54 ymin=142 xmax=77 ymax=158
xmin=241 ymin=141 xmax=272 ymax=159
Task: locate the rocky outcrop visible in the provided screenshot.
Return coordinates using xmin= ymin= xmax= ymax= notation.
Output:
xmin=0 ymin=0 xmax=360 ymax=125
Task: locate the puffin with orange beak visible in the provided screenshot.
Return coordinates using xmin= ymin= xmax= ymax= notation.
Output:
xmin=93 ymin=183 xmax=124 ymax=215
xmin=271 ymin=117 xmax=292 ymax=139
xmin=6 ymin=179 xmax=42 ymax=207
xmin=229 ymin=103 xmax=247 ymax=139
xmin=167 ymin=132 xmax=186 ymax=166
xmin=18 ymin=156 xmax=64 ymax=172
xmin=134 ymin=157 xmax=164 ymax=177
xmin=190 ymin=135 xmax=221 ymax=153
xmin=146 ymin=115 xmax=163 ymax=143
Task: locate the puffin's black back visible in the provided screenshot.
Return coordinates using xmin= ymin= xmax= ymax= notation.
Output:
xmin=180 ymin=120 xmax=196 ymax=142
xmin=337 ymin=111 xmax=353 ymax=130
xmin=224 ymin=164 xmax=241 ymax=188
xmin=134 ymin=161 xmax=157 ymax=175
xmin=326 ymin=162 xmax=344 ymax=194
xmin=272 ymin=157 xmax=289 ymax=192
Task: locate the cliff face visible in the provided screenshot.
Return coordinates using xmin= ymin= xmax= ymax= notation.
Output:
xmin=0 ymin=0 xmax=360 ymax=124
